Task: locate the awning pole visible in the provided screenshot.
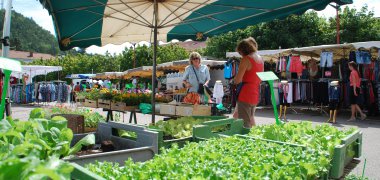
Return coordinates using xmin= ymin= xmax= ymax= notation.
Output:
xmin=151 ymin=0 xmax=158 ymax=124
xmin=1 ymin=0 xmax=13 ymax=119
xmin=0 ymin=69 xmax=11 ymax=119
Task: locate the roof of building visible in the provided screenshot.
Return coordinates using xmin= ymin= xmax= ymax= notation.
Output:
xmin=0 ymin=49 xmax=55 ymax=61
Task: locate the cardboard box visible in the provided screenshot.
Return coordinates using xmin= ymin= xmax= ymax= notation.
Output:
xmin=160 ymin=104 xmax=176 ymax=115
xmin=176 ymin=104 xmax=211 ymax=116
xmin=175 ymin=105 xmax=193 ymax=116
xmin=193 ymin=105 xmax=211 ymax=116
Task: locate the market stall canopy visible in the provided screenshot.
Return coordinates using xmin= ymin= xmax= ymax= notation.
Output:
xmin=39 ymin=0 xmax=352 ymax=50
xmin=65 ymin=74 xmax=95 ymax=79
xmin=122 ymin=66 xmax=163 ymax=79
xmin=11 ymin=65 xmax=62 ymax=79
xmin=158 ymin=59 xmax=226 ymax=71
xmin=227 ymin=41 xmax=380 ymax=61
xmin=290 ymin=41 xmax=380 ymax=60
xmin=226 ymin=49 xmax=312 ymax=62
xmin=94 ymin=72 xmax=123 ymax=79
xmin=351 ymin=41 xmax=380 ymax=50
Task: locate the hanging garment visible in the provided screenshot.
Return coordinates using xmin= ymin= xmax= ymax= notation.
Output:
xmin=349 ymin=51 xmax=356 ymax=62
xmin=308 ymin=59 xmax=318 ymax=78
xmin=286 ymin=56 xmax=292 ymax=72
xmin=320 ymin=52 xmax=333 ymax=67
xmin=356 ymin=51 xmax=371 ymax=64
xmin=289 ymin=56 xmax=303 ymax=74
xmin=224 ymin=60 xmax=233 ymax=79
xmin=213 ymin=82 xmax=224 ymax=104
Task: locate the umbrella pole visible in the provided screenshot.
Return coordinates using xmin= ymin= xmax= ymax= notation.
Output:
xmin=151 ymin=0 xmax=158 ymax=124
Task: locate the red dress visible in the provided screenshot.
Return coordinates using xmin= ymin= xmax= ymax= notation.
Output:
xmin=238 ymin=56 xmax=264 ymax=105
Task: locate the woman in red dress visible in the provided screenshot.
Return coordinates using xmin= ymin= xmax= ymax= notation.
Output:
xmin=234 ymin=37 xmax=264 ymax=128
xmin=348 ymin=61 xmax=366 ymax=121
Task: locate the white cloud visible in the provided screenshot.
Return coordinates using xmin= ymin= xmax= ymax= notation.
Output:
xmin=316 ymin=0 xmax=380 ymax=18
xmin=12 ymin=0 xmax=55 ymax=35
xmin=85 ymin=41 xmax=151 ymax=55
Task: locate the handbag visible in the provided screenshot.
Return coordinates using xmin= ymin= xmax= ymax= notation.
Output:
xmin=236 ymin=82 xmax=244 ymax=98
xmin=192 ymin=66 xmax=205 ymax=94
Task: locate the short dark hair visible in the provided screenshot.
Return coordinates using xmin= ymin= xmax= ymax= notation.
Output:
xmin=349 ymin=61 xmax=358 ymax=71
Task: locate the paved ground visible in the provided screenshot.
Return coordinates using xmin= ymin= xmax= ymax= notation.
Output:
xmin=8 ymin=103 xmax=380 ymax=179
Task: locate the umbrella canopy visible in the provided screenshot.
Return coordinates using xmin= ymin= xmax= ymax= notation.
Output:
xmin=122 ymin=66 xmax=163 ymax=79
xmin=65 ymin=74 xmax=96 ymax=79
xmin=94 ymin=72 xmax=123 ymax=79
xmin=40 ymin=0 xmax=351 ymax=50
xmin=40 ymin=0 xmax=352 ymax=123
xmin=0 ymin=57 xmax=22 ymax=72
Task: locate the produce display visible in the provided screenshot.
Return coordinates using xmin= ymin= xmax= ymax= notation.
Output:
xmin=247 ymin=122 xmax=357 ymax=157
xmin=43 ymin=107 xmax=106 ymax=128
xmin=0 ymin=113 xmax=95 ymax=179
xmin=86 ymin=136 xmax=330 ymax=179
xmin=79 ymin=88 xmax=171 ymax=107
xmin=99 ymin=88 xmax=118 ymax=100
xmin=149 ymin=117 xmax=207 ymax=139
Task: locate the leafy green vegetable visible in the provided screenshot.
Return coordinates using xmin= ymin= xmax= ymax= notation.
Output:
xmin=86 ymin=136 xmax=329 ymax=179
xmin=0 ymin=115 xmax=95 ymax=178
xmin=118 ymin=129 xmax=137 ymax=139
xmin=248 ymin=121 xmax=357 ymax=157
xmin=46 ymin=107 xmax=106 ymax=128
xmin=29 ymin=108 xmax=45 ymax=119
xmin=68 ymin=134 xmax=96 ymax=155
xmin=150 ymin=117 xmax=206 ymax=139
xmin=51 ymin=116 xmax=67 ymax=121
xmin=0 ymin=155 xmax=73 ymax=180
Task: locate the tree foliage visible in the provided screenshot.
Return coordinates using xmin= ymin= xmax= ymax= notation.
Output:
xmin=204 ymin=6 xmax=380 ymax=58
xmin=328 ymin=6 xmax=380 ymax=44
xmin=0 ymin=10 xmax=59 ymax=55
xmin=28 ymin=44 xmax=189 ymax=82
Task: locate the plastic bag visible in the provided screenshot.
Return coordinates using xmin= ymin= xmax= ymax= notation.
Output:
xmin=139 ymin=103 xmax=152 ymax=114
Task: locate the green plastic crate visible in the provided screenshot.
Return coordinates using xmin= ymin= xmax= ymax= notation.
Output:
xmin=329 ymin=130 xmax=362 ymax=179
xmin=149 ymin=116 xmax=228 ymax=150
xmin=70 ymin=163 xmax=105 ymax=180
xmin=194 ymin=121 xmax=362 ymax=179
xmin=237 ymin=131 xmax=362 ymax=179
xmin=193 ymin=118 xmax=250 ymax=141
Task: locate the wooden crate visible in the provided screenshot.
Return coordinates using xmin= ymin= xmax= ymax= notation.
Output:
xmin=111 ymin=102 xmax=137 ymax=111
xmin=175 ymin=104 xmax=211 ymax=116
xmin=160 ymin=104 xmax=176 ymax=115
xmin=52 ymin=114 xmax=85 ymax=134
xmin=98 ymin=99 xmax=111 ymax=109
xmin=84 ymin=99 xmax=98 ymax=108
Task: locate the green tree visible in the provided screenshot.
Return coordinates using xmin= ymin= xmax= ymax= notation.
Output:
xmin=204 ymin=7 xmax=380 ymax=59
xmin=29 ymin=44 xmax=189 ymax=82
xmin=328 ymin=5 xmax=380 ymax=44
xmin=0 ymin=10 xmax=60 ymax=55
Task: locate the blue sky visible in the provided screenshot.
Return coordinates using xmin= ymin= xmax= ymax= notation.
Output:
xmin=8 ymin=0 xmax=380 ymax=55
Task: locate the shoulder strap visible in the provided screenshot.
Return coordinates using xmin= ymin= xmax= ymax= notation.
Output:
xmin=191 ymin=65 xmax=200 ymax=83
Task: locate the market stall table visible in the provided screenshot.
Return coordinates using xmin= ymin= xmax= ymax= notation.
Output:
xmin=103 ymin=108 xmax=138 ymax=124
